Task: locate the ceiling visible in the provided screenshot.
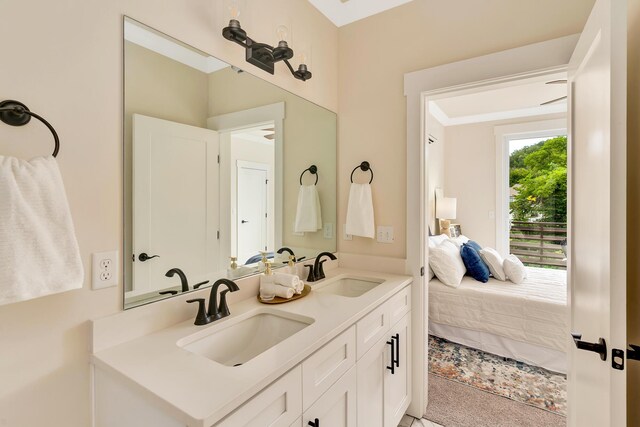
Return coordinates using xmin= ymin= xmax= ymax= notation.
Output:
xmin=429 ymin=73 xmax=568 ymax=126
xmin=307 ymin=0 xmax=413 ymax=27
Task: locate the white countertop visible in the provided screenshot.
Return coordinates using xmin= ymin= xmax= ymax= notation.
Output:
xmin=92 ymin=268 xmax=412 ymax=427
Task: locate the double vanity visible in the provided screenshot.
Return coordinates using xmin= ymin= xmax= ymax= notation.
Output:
xmin=92 ymin=268 xmax=412 ymax=427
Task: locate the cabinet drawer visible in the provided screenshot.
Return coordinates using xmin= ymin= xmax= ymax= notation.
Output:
xmin=388 ymin=285 xmax=411 ymax=327
xmin=302 ymin=326 xmax=356 ymax=410
xmin=215 ymin=366 xmax=302 ymax=427
xmin=356 ymin=302 xmax=390 ymax=359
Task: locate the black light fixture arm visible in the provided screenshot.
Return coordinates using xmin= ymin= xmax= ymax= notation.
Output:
xmin=222 ymin=19 xmax=311 ymax=81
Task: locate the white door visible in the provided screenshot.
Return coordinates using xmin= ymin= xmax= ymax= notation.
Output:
xmin=384 ymin=314 xmax=412 ymax=427
xmin=568 ymin=0 xmax=627 ymax=425
xmin=356 ymin=334 xmax=387 ymax=427
xmin=132 ymin=114 xmax=219 ymax=296
xmin=236 ymin=161 xmax=268 ymax=264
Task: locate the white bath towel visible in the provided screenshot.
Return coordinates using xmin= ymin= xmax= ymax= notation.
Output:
xmin=294 ymin=185 xmax=322 ymax=233
xmin=0 ymin=156 xmax=84 ymax=306
xmin=346 ymin=183 xmax=375 ymax=238
xmin=273 ymin=272 xmax=303 ymax=294
xmin=273 ymin=284 xmax=294 ymax=299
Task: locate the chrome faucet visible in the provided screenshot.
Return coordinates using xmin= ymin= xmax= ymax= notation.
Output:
xmin=186 ymin=278 xmax=240 ymax=325
xmin=304 ymin=252 xmax=337 ymax=282
xmin=164 ymin=268 xmax=209 ymax=294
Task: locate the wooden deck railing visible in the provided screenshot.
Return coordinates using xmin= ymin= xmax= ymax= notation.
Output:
xmin=510 ymin=221 xmax=567 ymax=269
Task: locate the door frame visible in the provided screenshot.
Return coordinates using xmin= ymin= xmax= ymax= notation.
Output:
xmin=403 ymin=34 xmax=579 ymax=416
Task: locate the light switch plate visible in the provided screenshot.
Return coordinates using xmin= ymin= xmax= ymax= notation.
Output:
xmin=323 ymin=223 xmax=333 ymax=239
xmin=343 ymin=224 xmax=353 ymax=241
xmin=92 ymin=251 xmax=118 ymax=290
xmin=376 ymin=226 xmax=394 ymax=244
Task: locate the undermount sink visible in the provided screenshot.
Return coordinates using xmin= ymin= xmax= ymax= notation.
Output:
xmin=315 ymin=276 xmax=385 ymax=298
xmin=177 ymin=309 xmax=314 ymax=367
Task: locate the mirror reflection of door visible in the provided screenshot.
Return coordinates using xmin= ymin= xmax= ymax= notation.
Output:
xmin=226 ymin=125 xmax=275 ymax=265
xmin=236 ymin=161 xmax=269 ymax=263
xmin=132 ymin=114 xmax=219 ymax=296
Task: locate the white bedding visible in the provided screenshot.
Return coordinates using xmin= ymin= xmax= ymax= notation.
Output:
xmin=429 ymin=267 xmax=568 ymax=353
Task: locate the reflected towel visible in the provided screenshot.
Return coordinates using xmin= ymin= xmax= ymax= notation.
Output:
xmin=273 ymin=272 xmax=303 ymax=294
xmin=294 ymin=185 xmax=322 ymax=233
xmin=0 ymin=156 xmax=84 ymax=306
xmin=346 ymin=183 xmax=375 ymax=238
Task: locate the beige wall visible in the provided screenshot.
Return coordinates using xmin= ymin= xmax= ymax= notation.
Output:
xmin=337 ymin=0 xmax=594 ymax=258
xmin=442 ymin=114 xmax=566 ymax=248
xmin=208 ymin=68 xmax=337 ymax=253
xmin=628 ymin=0 xmax=640 ymax=424
xmin=0 ymin=1 xmax=337 ymax=426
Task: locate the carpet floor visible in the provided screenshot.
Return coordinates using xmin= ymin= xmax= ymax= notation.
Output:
xmin=428 ymin=335 xmax=567 ymax=415
xmin=424 ymin=374 xmax=566 ymax=427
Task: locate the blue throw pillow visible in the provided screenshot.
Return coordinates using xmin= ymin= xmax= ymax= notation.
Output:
xmin=466 ymin=240 xmax=482 ymax=252
xmin=460 ymin=243 xmax=490 ymax=283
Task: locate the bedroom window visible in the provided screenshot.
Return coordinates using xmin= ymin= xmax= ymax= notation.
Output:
xmin=494 ymin=120 xmax=567 ymax=267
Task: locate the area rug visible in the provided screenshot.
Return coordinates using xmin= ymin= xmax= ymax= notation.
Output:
xmin=424 ymin=374 xmax=566 ymax=427
xmin=428 ymin=335 xmax=567 ymax=415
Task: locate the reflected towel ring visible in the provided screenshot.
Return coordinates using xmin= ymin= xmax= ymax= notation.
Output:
xmin=299 ymin=164 xmax=319 ymax=185
xmin=350 ymin=161 xmax=373 ymax=184
xmin=0 ymin=100 xmax=60 ymax=157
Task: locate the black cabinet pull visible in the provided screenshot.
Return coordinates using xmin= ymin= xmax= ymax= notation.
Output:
xmin=138 ymin=252 xmax=160 ymax=262
xmin=571 ymin=332 xmax=607 ymax=361
xmin=386 ymin=338 xmax=395 ymax=374
xmin=308 ymin=418 xmax=319 ymax=427
xmin=393 ymin=333 xmax=400 ymax=368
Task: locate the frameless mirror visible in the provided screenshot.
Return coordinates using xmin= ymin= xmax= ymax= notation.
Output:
xmin=124 ymin=17 xmax=337 ymax=309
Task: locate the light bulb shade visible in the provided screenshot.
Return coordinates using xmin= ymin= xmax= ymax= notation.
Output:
xmin=276 ymin=25 xmax=289 ymax=42
xmin=436 ymin=197 xmax=457 ymax=219
xmin=226 ymin=0 xmax=242 ymax=19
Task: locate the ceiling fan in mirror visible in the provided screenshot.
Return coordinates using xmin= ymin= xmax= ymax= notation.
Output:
xmin=540 ymin=79 xmax=568 ymax=106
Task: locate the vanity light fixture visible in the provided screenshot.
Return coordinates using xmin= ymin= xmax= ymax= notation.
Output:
xmin=221 ymin=6 xmax=312 ymax=81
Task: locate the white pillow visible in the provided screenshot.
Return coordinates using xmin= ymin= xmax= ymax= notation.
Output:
xmin=503 ymin=255 xmax=527 ymax=284
xmin=449 ymin=235 xmax=470 ymax=248
xmin=428 ymin=265 xmax=435 ymax=281
xmin=429 ymin=240 xmax=466 ymax=288
xmin=479 ymin=248 xmax=506 ymax=281
xmin=428 ymin=234 xmax=449 ymax=248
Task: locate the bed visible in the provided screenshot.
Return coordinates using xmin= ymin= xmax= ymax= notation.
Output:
xmin=429 ymin=266 xmax=568 ymax=373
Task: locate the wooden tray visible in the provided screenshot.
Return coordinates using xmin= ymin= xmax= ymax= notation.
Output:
xmin=258 ymin=284 xmax=311 ymax=304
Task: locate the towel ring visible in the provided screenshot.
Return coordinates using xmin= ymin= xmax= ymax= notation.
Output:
xmin=299 ymin=164 xmax=319 ymax=185
xmin=350 ymin=161 xmax=373 ymax=184
xmin=0 ymin=100 xmax=60 ymax=157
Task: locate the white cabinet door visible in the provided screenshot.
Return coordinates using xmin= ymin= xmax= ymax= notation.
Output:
xmin=384 ymin=314 xmax=412 ymax=427
xmin=303 ymin=366 xmax=357 ymax=427
xmin=356 ymin=332 xmax=390 ymax=427
xmin=215 ymin=366 xmax=302 ymax=427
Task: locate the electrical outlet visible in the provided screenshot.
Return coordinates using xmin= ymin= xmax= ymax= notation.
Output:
xmin=92 ymin=251 xmax=118 ymax=290
xmin=343 ymin=224 xmax=353 ymax=241
xmin=376 ymin=226 xmax=394 ymax=244
xmin=323 ymin=223 xmax=333 ymax=239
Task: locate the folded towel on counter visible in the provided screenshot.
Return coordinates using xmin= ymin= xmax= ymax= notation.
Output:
xmin=273 ymin=272 xmax=304 ymax=294
xmin=274 ymin=284 xmax=295 ymax=299
xmin=0 ymin=156 xmax=84 ymax=306
xmin=346 ymin=183 xmax=375 ymax=238
xmin=294 ymin=185 xmax=322 ymax=233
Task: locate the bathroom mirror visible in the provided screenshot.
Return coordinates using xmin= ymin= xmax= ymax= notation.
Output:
xmin=123 ymin=17 xmax=337 ymax=309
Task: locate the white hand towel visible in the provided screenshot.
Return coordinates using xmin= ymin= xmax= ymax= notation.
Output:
xmin=0 ymin=156 xmax=84 ymax=306
xmin=273 ymin=272 xmax=303 ymax=294
xmin=346 ymin=183 xmax=375 ymax=238
xmin=273 ymin=284 xmax=294 ymax=299
xmin=294 ymin=185 xmax=322 ymax=233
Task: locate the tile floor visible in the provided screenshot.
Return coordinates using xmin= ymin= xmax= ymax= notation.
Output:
xmin=398 ymin=414 xmax=443 ymax=427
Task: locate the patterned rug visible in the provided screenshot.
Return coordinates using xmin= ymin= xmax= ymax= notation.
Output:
xmin=428 ymin=335 xmax=567 ymax=416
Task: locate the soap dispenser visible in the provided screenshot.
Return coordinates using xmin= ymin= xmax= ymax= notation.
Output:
xmin=227 ymin=256 xmax=238 ymax=277
xmin=258 ymin=250 xmax=269 ymax=272
xmin=259 ymin=261 xmax=275 ymax=301
xmin=286 ymin=255 xmax=297 ymax=276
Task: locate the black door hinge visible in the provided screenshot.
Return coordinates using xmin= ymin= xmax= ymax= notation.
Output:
xmin=217 ymin=230 xmax=220 ymax=239
xmin=420 ymin=266 xmax=425 ymax=276
xmin=217 ymin=155 xmax=220 ymax=164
